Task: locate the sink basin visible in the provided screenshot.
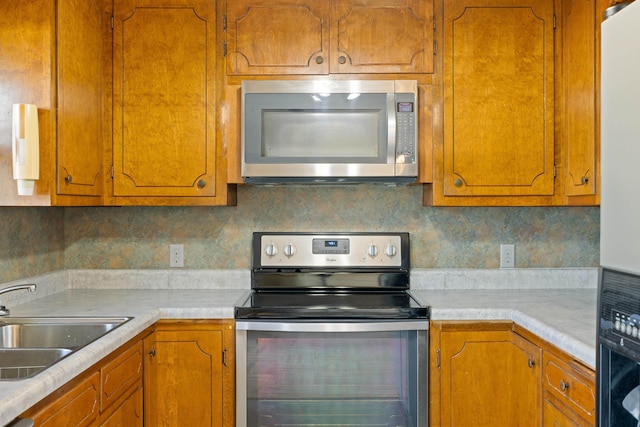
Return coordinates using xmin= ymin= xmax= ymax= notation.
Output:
xmin=0 ymin=348 xmax=73 ymax=380
xmin=0 ymin=317 xmax=130 ymax=349
xmin=0 ymin=317 xmax=132 ymax=380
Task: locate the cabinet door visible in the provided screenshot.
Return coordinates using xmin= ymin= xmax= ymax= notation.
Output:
xmin=442 ymin=0 xmax=555 ymax=198
xmin=56 ymin=0 xmax=103 ymax=198
xmin=560 ymin=0 xmax=598 ymax=199
xmin=330 ymin=0 xmax=433 ymax=74
xmin=112 ymin=0 xmax=217 ymax=198
xmin=438 ymin=326 xmax=541 ymax=427
xmin=143 ymin=323 xmax=229 ymax=427
xmin=226 ymin=0 xmax=329 ymax=75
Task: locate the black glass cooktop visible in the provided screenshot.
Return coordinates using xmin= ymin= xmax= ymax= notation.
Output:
xmin=235 ymin=291 xmax=429 ymax=319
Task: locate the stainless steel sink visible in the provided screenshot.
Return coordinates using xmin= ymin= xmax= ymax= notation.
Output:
xmin=0 ymin=317 xmax=132 ymax=380
xmin=0 ymin=348 xmax=73 ymax=380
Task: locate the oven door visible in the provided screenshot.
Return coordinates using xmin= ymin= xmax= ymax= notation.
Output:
xmin=236 ymin=320 xmax=429 ymax=427
xmin=599 ymin=339 xmax=640 ymax=426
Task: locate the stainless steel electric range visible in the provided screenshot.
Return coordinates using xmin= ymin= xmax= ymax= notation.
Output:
xmin=235 ymin=232 xmax=430 ymax=427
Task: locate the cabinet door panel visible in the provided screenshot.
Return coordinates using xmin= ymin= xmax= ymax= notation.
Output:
xmin=330 ymin=0 xmax=433 ymax=74
xmin=57 ymin=0 xmax=103 ymax=197
xmin=113 ymin=0 xmax=217 ymax=197
xmin=443 ymin=0 xmax=555 ymax=197
xmin=562 ymin=0 xmax=597 ymax=197
xmin=439 ymin=328 xmax=541 ymax=427
xmin=144 ymin=328 xmax=223 ymax=426
xmin=227 ymin=0 xmax=329 ymax=75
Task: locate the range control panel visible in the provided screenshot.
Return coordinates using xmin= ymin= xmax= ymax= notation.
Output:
xmin=255 ymin=232 xmax=408 ymax=268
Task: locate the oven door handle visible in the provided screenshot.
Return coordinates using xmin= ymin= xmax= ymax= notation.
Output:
xmin=235 ymin=320 xmax=429 ymax=332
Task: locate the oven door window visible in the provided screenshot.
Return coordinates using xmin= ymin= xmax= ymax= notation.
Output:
xmin=244 ymin=330 xmax=421 ymax=427
xmin=600 ymin=344 xmax=640 ymax=426
xmin=244 ymin=93 xmax=389 ymax=164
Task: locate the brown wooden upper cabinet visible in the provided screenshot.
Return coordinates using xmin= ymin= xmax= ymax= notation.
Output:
xmin=225 ymin=0 xmax=434 ymax=75
xmin=426 ymin=0 xmax=604 ymax=206
xmin=111 ymin=0 xmax=233 ymax=205
xmin=442 ymin=0 xmax=556 ymax=199
xmin=0 ymin=0 xmax=104 ymax=206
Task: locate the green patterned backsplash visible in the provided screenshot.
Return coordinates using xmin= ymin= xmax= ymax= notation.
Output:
xmin=0 ymin=186 xmax=600 ymax=283
xmin=62 ymin=186 xmax=599 ymax=271
xmin=0 ymin=207 xmax=65 ymax=283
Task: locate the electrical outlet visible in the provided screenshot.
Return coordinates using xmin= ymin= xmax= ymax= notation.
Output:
xmin=500 ymin=244 xmax=515 ymax=268
xmin=170 ymin=244 xmax=184 ymax=268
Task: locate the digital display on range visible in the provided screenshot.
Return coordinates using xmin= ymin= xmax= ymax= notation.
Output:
xmin=312 ymin=238 xmax=349 ymax=254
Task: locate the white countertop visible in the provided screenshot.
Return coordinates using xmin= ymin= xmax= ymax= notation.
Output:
xmin=0 ymin=268 xmax=598 ymax=426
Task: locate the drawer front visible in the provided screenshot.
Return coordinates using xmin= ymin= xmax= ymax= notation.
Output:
xmin=544 ymin=354 xmax=595 ymax=422
xmin=100 ymin=341 xmax=143 ymax=411
xmin=32 ymin=372 xmax=100 ymax=427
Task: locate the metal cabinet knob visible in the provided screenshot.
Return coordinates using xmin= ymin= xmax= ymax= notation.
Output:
xmin=527 ymin=358 xmax=536 ymax=369
xmin=148 ymin=349 xmax=156 ymax=357
xmin=64 ymin=175 xmax=72 ymax=184
xmin=315 ymin=56 xmax=324 ymax=64
xmin=560 ymin=380 xmax=569 ymax=391
xmin=454 ymin=178 xmax=463 ymax=187
xmin=197 ymin=179 xmax=206 ymax=188
xmin=338 ymin=56 xmax=347 ymax=64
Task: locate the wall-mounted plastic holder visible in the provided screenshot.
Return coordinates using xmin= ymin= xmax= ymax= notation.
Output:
xmin=12 ymin=103 xmax=39 ymax=196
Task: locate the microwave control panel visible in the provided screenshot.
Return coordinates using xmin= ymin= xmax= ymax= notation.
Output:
xmin=395 ymin=92 xmax=417 ymax=165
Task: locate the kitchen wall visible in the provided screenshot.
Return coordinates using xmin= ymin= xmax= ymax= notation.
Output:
xmin=0 ymin=186 xmax=600 ymax=283
xmin=0 ymin=207 xmax=64 ymax=283
xmin=61 ymin=185 xmax=600 ymax=271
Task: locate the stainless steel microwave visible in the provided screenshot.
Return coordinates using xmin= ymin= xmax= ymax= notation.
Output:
xmin=241 ymin=80 xmax=418 ymax=184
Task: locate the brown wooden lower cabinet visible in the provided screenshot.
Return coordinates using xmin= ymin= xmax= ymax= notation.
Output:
xmin=143 ymin=319 xmax=235 ymax=427
xmin=541 ymin=343 xmax=596 ymax=426
xmin=430 ymin=321 xmax=596 ymax=427
xmin=16 ymin=320 xmax=235 ymax=427
xmin=20 ymin=329 xmax=149 ymax=427
xmin=430 ymin=321 xmax=542 ymax=427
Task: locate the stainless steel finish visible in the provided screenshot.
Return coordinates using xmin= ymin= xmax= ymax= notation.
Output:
xmin=0 ymin=317 xmax=132 ymax=381
xmin=6 ymin=418 xmax=35 ymax=427
xmin=241 ymin=80 xmax=418 ymax=184
xmin=236 ymin=325 xmax=428 ymax=427
xmin=0 ymin=348 xmax=72 ymax=380
xmin=0 ymin=284 xmax=36 ymax=316
xmin=0 ymin=317 xmax=130 ymax=348
xmin=259 ymin=234 xmax=403 ymax=268
xmin=237 ymin=231 xmax=428 ymax=427
xmin=236 ymin=320 xmax=429 ymax=333
xmin=604 ymin=2 xmax=631 ymax=19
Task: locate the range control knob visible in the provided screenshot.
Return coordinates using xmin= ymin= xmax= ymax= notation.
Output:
xmin=384 ymin=244 xmax=397 ymax=257
xmin=366 ymin=244 xmax=379 ymax=258
xmin=265 ymin=244 xmax=278 ymax=257
xmin=284 ymin=244 xmax=296 ymax=257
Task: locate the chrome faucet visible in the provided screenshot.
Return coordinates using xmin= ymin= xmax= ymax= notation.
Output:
xmin=0 ymin=284 xmax=37 ymax=316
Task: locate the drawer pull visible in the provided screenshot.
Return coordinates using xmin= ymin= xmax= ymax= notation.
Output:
xmin=528 ymin=358 xmax=536 ymax=369
xmin=560 ymin=380 xmax=569 ymax=391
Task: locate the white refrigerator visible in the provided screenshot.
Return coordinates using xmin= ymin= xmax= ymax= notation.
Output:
xmin=600 ymin=0 xmax=640 ymax=275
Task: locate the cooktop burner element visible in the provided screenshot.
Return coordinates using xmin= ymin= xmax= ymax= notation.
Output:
xmin=235 ymin=232 xmax=429 ymax=320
